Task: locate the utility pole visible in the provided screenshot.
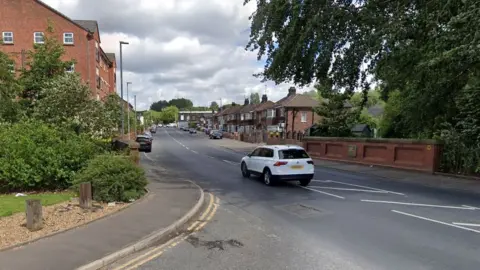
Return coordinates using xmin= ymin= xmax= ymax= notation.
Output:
xmin=126 ymin=82 xmax=132 ymax=140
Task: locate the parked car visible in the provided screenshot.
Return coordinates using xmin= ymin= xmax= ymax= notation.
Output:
xmin=143 ymin=132 xmax=153 ymax=140
xmin=189 ymin=128 xmax=197 ymax=134
xmin=136 ymin=135 xmax=152 ymax=152
xmin=240 ymin=145 xmax=314 ymax=186
xmin=150 ymin=127 xmax=156 ymax=133
xmin=209 ymin=130 xmax=222 ymax=139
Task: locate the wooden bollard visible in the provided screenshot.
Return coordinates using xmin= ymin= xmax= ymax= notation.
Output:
xmin=26 ymin=199 xmax=43 ymax=231
xmin=79 ymin=182 xmax=92 ymax=209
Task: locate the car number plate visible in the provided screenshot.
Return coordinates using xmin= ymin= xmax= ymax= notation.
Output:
xmin=291 ymin=165 xmax=303 ymax=169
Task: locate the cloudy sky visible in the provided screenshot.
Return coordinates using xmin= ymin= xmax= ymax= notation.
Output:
xmin=42 ymin=0 xmax=311 ymax=110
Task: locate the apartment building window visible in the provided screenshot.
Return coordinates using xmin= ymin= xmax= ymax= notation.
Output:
xmin=63 ymin=33 xmax=74 ymax=44
xmin=301 ymin=112 xmax=307 ymax=122
xmin=241 ymin=114 xmax=244 ymax=121
xmin=267 ymin=109 xmax=275 ymax=118
xmin=180 ymin=115 xmax=184 ymax=121
xmin=96 ymin=76 xmax=101 ymax=89
xmin=95 ymin=47 xmax=100 ymax=62
xmin=65 ymin=63 xmax=74 ymax=73
xmin=2 ymin=32 xmax=13 ymax=44
xmin=280 ymin=108 xmax=285 ymax=117
xmin=34 ymin=32 xmax=44 ymax=44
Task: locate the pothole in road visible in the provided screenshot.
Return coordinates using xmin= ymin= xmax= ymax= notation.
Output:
xmin=186 ymin=236 xmax=244 ymax=250
xmin=276 ymin=203 xmax=324 ymax=219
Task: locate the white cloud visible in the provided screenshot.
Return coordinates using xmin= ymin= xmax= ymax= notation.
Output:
xmin=43 ymin=0 xmax=312 ymax=110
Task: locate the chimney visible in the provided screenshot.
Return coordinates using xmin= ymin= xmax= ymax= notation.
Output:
xmin=261 ymin=94 xmax=268 ymax=103
xmin=244 ymin=98 xmax=249 ymax=105
xmin=287 ymin=86 xmax=296 ymax=97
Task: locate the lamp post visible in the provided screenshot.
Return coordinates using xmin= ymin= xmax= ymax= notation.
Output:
xmin=134 ymin=95 xmax=137 ymax=136
xmin=119 ymin=41 xmax=129 ymax=137
xmin=126 ymin=82 xmax=132 ymax=140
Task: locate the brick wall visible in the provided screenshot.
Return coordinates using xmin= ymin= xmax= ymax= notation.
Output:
xmin=303 ymin=137 xmax=442 ymax=173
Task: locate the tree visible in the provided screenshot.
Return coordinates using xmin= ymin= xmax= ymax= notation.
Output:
xmin=249 ymin=92 xmax=260 ymax=104
xmin=19 ymin=24 xmax=74 ymax=113
xmin=209 ymin=101 xmax=219 ymax=111
xmin=168 ymin=98 xmax=193 ymax=110
xmin=161 ymin=106 xmax=179 ymax=124
xmin=150 ymin=100 xmax=168 ymax=112
xmin=0 ymin=51 xmax=23 ymax=122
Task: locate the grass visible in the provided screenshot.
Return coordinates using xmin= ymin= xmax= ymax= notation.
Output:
xmin=0 ymin=191 xmax=75 ymax=217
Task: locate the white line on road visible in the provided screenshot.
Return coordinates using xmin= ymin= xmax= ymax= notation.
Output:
xmin=452 ymin=222 xmax=480 ymax=227
xmin=222 ymin=160 xmax=239 ymax=165
xmin=191 ymin=150 xmax=198 ymax=154
xmin=362 ymin=200 xmax=476 ymax=210
xmin=206 ymin=155 xmax=215 ymax=159
xmin=310 ymin=186 xmax=388 ymax=193
xmin=392 ymin=210 xmax=480 ymax=234
xmin=185 ymin=147 xmax=189 ymax=150
xmin=296 ymin=185 xmax=345 ymax=199
xmin=326 ymin=180 xmax=405 ymax=196
xmin=312 ymin=179 xmax=330 ymax=183
xmin=143 ymin=152 xmax=154 ymax=161
xmin=463 ymin=205 xmax=480 ymax=210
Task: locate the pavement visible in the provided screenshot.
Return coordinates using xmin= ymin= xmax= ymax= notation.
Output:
xmin=114 ymin=127 xmax=480 ymax=270
xmin=0 ymin=162 xmax=202 ymax=270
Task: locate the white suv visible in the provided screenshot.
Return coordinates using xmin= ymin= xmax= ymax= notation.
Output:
xmin=240 ymin=145 xmax=314 ymax=186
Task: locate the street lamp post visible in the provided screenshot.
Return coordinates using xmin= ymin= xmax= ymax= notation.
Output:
xmin=119 ymin=41 xmax=129 ymax=137
xmin=134 ymin=95 xmax=137 ymax=136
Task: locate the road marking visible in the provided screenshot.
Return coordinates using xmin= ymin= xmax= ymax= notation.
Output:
xmin=312 ymin=179 xmax=330 ymax=183
xmin=326 ymin=180 xmax=404 ymax=196
xmin=310 ymin=186 xmax=388 ymax=193
xmin=362 ymin=200 xmax=476 ymax=210
xmin=114 ymin=194 xmax=219 ymax=270
xmin=463 ymin=205 xmax=480 ymax=210
xmin=222 ymin=159 xmax=239 ymax=165
xmin=392 ymin=210 xmax=480 ymax=234
xmin=296 ymin=185 xmax=345 ymax=199
xmin=185 ymin=147 xmax=189 ymax=150
xmin=452 ymin=222 xmax=480 ymax=227
xmin=143 ymin=152 xmax=154 ymax=161
xmin=191 ymin=150 xmax=198 ymax=154
xmin=206 ymin=155 xmax=215 ymax=159
xmin=187 ymin=193 xmax=214 ymax=231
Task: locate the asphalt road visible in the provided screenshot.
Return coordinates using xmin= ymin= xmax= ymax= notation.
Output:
xmin=134 ymin=128 xmax=480 ymax=270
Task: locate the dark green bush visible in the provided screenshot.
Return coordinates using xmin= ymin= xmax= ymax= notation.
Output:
xmin=73 ymin=154 xmax=147 ymax=202
xmin=0 ymin=120 xmax=98 ymax=192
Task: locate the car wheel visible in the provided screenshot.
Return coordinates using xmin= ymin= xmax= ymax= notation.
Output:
xmin=299 ymin=179 xmax=311 ymax=187
xmin=263 ymin=168 xmax=274 ymax=186
xmin=241 ymin=162 xmax=250 ymax=178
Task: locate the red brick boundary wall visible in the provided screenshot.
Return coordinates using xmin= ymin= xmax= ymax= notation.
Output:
xmin=303 ymin=137 xmax=442 ymax=173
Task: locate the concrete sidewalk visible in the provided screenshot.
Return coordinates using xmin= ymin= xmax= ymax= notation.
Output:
xmin=0 ymin=163 xmax=202 ymax=270
xmin=218 ymin=138 xmax=480 ymax=195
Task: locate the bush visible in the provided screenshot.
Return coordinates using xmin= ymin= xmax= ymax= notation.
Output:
xmin=73 ymin=154 xmax=147 ymax=202
xmin=0 ymin=120 xmax=99 ymax=192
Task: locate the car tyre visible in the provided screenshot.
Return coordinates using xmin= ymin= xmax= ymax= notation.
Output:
xmin=263 ymin=168 xmax=274 ymax=186
xmin=241 ymin=162 xmax=250 ymax=178
xmin=299 ymin=179 xmax=311 ymax=187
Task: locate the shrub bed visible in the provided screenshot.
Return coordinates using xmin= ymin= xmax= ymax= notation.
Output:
xmin=73 ymin=154 xmax=147 ymax=202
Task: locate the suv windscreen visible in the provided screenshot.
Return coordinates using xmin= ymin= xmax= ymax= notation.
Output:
xmin=136 ymin=137 xmax=150 ymax=142
xmin=278 ymin=149 xmax=309 ymax=159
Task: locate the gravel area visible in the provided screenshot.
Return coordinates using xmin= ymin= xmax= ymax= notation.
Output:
xmin=0 ymin=199 xmax=129 ymax=250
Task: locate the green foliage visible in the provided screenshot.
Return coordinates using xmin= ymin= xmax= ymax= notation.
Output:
xmin=73 ymin=154 xmax=147 ymax=202
xmin=249 ymin=92 xmax=260 ymax=104
xmin=161 ymin=105 xmax=179 ymax=124
xmin=0 ymin=51 xmax=23 ymax=122
xmin=150 ymin=100 xmax=168 ymax=112
xmin=0 ymin=121 xmax=98 ymax=192
xmin=168 ymin=98 xmax=193 ymax=110
xmin=209 ymin=101 xmax=219 ymax=111
xmin=19 ymin=25 xmax=74 ymax=113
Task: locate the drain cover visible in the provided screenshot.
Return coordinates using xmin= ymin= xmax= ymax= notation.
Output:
xmin=276 ymin=203 xmax=323 ymax=219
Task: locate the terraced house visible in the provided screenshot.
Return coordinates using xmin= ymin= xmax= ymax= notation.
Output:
xmin=0 ymin=0 xmax=117 ymax=100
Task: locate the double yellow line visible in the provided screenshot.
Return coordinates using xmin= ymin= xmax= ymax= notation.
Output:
xmin=113 ymin=193 xmax=220 ymax=270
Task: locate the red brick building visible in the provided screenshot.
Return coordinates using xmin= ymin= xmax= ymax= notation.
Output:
xmin=0 ymin=0 xmax=116 ymax=100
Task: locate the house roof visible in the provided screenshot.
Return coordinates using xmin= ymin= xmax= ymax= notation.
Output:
xmin=239 ymin=103 xmax=258 ymax=113
xmin=274 ymin=94 xmax=319 ymax=108
xmin=105 ymin=53 xmax=116 ymax=63
xmin=228 ymin=105 xmax=244 ymax=114
xmin=217 ymin=106 xmax=236 ymax=116
xmin=367 ymin=104 xmax=384 ymax=117
xmin=351 ymin=124 xmax=370 ymax=132
xmin=255 ymin=100 xmax=275 ymax=111
xmin=36 ymin=1 xmax=95 ymax=34
xmin=73 ymin=20 xmax=98 ymax=33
